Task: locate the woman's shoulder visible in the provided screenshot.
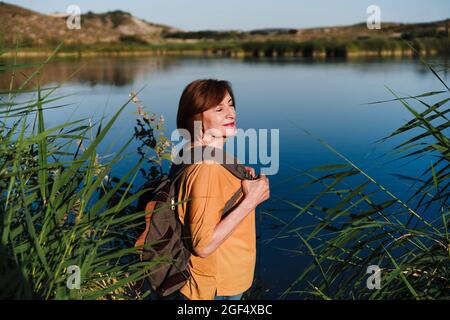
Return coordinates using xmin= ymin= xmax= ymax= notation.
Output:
xmin=175 ymin=162 xmax=230 ymax=197
xmin=183 ymin=161 xmax=228 ymax=180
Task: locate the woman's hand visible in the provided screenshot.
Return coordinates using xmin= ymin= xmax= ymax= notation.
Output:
xmin=241 ymin=173 xmax=270 ymax=209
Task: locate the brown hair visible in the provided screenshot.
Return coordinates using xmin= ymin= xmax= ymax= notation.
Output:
xmin=176 ymin=79 xmax=235 ymax=140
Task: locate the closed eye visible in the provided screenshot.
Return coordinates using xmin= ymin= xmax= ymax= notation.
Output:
xmin=217 ymin=102 xmax=234 ymax=111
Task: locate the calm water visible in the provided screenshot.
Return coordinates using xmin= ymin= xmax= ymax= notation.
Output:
xmin=2 ymin=55 xmax=448 ymax=298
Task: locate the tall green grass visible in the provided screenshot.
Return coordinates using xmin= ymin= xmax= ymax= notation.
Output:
xmin=273 ymin=57 xmax=449 ymax=299
xmin=0 ymin=45 xmax=165 ymax=299
xmin=4 ymin=37 xmax=449 ymax=58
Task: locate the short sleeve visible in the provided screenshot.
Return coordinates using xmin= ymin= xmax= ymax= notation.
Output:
xmin=185 ymin=163 xmax=224 ymax=252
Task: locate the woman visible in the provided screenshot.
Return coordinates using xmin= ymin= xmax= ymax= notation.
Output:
xmin=175 ymin=79 xmax=270 ymax=300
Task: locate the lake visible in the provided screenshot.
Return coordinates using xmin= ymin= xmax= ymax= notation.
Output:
xmin=1 ymin=54 xmax=448 ymax=298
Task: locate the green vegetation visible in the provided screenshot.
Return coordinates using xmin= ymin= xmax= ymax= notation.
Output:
xmin=83 ymin=10 xmax=131 ymax=28
xmin=239 ymin=37 xmax=449 ymax=57
xmin=0 ymin=44 xmax=172 ymax=299
xmin=3 ymin=37 xmax=449 ymax=58
xmin=162 ymin=30 xmax=246 ymax=41
xmin=272 ymin=54 xmax=449 ymax=299
xmin=119 ymin=35 xmax=148 ymax=46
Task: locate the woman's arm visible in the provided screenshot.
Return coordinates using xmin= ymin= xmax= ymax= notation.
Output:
xmin=194 ymin=173 xmax=270 ymax=258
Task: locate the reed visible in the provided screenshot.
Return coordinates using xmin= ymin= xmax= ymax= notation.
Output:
xmin=0 ymin=44 xmax=167 ymax=299
xmin=273 ymin=54 xmax=449 ymax=299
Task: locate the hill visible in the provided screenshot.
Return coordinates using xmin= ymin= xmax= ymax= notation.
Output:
xmin=0 ymin=2 xmax=178 ymax=47
xmin=0 ymin=1 xmax=448 ymax=57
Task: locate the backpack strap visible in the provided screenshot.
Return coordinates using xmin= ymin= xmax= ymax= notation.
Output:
xmin=221 ymin=162 xmax=252 ymax=180
xmin=172 ymin=145 xmax=254 ymax=180
xmin=170 ymin=145 xmax=255 ymax=216
xmin=223 ymin=188 xmax=244 ymax=216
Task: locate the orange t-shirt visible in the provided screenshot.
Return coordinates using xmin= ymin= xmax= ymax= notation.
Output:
xmin=176 ymin=161 xmax=256 ymax=300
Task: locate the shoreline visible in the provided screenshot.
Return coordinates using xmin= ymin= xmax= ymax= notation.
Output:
xmin=0 ymin=48 xmax=444 ymax=59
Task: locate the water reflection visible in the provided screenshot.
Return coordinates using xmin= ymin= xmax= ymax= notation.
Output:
xmin=0 ymin=56 xmax=182 ymax=89
xmin=1 ymin=55 xmax=448 ymax=90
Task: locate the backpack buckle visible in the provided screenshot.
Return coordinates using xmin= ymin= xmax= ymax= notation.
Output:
xmin=171 ymin=197 xmax=175 ymax=211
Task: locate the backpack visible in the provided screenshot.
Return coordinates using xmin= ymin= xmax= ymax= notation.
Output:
xmin=134 ymin=146 xmax=254 ymax=297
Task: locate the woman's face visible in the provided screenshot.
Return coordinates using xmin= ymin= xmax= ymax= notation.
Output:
xmin=201 ymin=91 xmax=236 ymax=139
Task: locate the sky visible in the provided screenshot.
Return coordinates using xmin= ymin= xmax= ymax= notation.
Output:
xmin=5 ymin=0 xmax=450 ymax=31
